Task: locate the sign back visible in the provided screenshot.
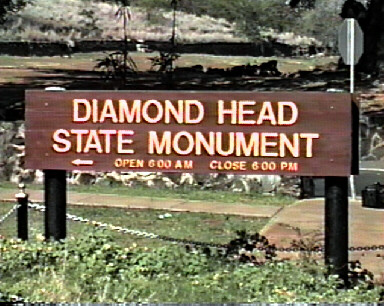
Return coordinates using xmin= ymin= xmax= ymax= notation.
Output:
xmin=25 ymin=91 xmax=357 ymax=176
xmin=338 ymin=18 xmax=364 ymax=65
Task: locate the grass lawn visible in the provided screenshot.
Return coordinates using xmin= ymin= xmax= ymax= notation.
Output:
xmin=0 ymin=181 xmax=295 ymax=207
xmin=0 ymin=201 xmax=269 ymax=248
xmin=68 ymin=184 xmax=295 ymax=207
xmin=0 ymin=52 xmax=338 ymax=84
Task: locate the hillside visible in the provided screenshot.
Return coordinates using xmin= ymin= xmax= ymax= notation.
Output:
xmin=0 ymin=0 xmax=244 ymax=43
xmin=0 ymin=0 xmax=329 ymax=47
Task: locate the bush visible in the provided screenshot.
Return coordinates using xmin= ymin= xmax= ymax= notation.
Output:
xmin=296 ymin=0 xmax=342 ymax=46
xmin=134 ymin=0 xmax=342 ymax=45
xmin=0 ymin=229 xmax=383 ymax=303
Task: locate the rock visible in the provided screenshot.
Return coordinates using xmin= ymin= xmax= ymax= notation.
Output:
xmin=179 ymin=173 xmax=195 ymax=186
xmin=301 ymin=81 xmax=327 ymax=89
xmin=163 ymin=172 xmax=183 ymax=184
xmin=277 ymin=176 xmax=301 ymax=197
xmin=69 ymin=171 xmax=98 ymax=185
xmin=259 ymin=175 xmax=282 ymax=193
xmin=34 ymin=170 xmax=44 ymax=184
xmin=96 ymin=176 xmax=123 ymax=187
xmin=230 ymin=178 xmax=251 ymax=193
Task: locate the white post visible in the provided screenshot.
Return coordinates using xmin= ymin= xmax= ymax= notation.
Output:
xmin=349 ymin=19 xmax=357 ymax=200
xmin=350 ymin=19 xmax=355 ymax=95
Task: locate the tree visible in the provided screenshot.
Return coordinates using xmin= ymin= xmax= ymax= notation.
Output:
xmin=355 ymin=0 xmax=384 ymax=74
xmin=288 ymin=0 xmax=316 ymax=9
xmin=0 ymin=0 xmax=29 ymax=23
xmin=98 ymin=0 xmax=384 ymax=75
xmin=237 ymin=0 xmax=302 ymax=41
xmin=290 ymin=0 xmax=384 ymax=74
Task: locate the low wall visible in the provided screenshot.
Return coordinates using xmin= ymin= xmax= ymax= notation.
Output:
xmin=145 ymin=41 xmax=298 ymax=57
xmin=0 ymin=42 xmax=73 ymax=57
xmin=0 ymin=40 xmax=320 ymax=57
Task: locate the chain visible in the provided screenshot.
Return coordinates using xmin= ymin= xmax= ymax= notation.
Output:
xmin=27 ymin=202 xmax=384 ymax=254
xmin=27 ymin=202 xmax=45 ymax=213
xmin=0 ymin=204 xmax=20 ymax=226
xmin=349 ymin=245 xmax=384 ymax=252
xmin=27 ymin=202 xmax=227 ymax=248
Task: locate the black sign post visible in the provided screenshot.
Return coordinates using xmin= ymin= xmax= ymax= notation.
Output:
xmin=16 ymin=184 xmax=29 ymax=241
xmin=44 ymin=170 xmax=67 ymax=241
xmin=324 ymin=177 xmax=349 ymax=284
xmin=328 ymin=18 xmax=363 ymax=284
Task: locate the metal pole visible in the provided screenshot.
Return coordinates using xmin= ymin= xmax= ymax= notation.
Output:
xmin=349 ymin=172 xmax=356 ymax=200
xmin=350 ymin=18 xmax=355 ymax=95
xmin=324 ymin=177 xmax=349 ymax=284
xmin=16 ymin=184 xmax=28 ymax=241
xmin=44 ymin=170 xmax=67 ymax=241
xmin=349 ymin=18 xmax=357 ymax=200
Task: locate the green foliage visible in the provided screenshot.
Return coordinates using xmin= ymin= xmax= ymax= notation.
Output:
xmin=0 ymin=229 xmax=383 ymax=303
xmin=133 ymin=0 xmax=341 ymax=44
xmin=0 ymin=0 xmax=30 ymax=23
xmin=136 ymin=0 xmax=169 ymax=10
xmin=133 ymin=0 xmax=294 ymax=34
xmin=179 ymin=0 xmax=246 ymax=22
xmin=236 ymin=0 xmax=300 ymax=41
xmin=95 ymin=51 xmax=137 ymax=80
xmin=0 ymin=0 xmax=344 ymax=44
xmin=0 ymin=200 xmax=269 ymax=249
xmin=0 ymin=231 xmax=132 ymax=302
xmin=100 ymin=0 xmax=170 ymax=13
xmin=0 ymin=230 xmax=219 ymax=302
xmin=78 ymin=7 xmax=102 ymax=38
xmin=295 ymin=0 xmax=342 ymax=46
xmin=149 ymin=51 xmax=180 ymax=72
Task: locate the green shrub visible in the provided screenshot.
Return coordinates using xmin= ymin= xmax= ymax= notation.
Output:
xmin=0 ymin=229 xmax=383 ymax=303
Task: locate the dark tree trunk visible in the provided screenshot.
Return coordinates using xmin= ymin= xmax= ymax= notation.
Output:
xmin=357 ymin=0 xmax=384 ymax=74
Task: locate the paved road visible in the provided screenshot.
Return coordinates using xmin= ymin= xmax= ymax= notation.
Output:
xmin=314 ymin=161 xmax=384 ymax=197
xmin=261 ymin=198 xmax=384 ymax=280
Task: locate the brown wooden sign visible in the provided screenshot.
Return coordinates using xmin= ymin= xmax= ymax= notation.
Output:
xmin=25 ymin=91 xmax=357 ymax=176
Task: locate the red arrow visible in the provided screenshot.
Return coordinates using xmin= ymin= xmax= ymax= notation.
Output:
xmin=72 ymin=159 xmax=94 ymax=166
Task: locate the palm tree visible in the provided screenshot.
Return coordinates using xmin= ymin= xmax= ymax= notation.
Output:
xmin=115 ymin=0 xmax=135 ymax=79
xmin=171 ymin=0 xmax=178 ymax=47
xmin=169 ymin=0 xmax=179 ymax=72
xmin=94 ymin=0 xmax=137 ymax=84
xmin=150 ymin=0 xmax=180 ymax=74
